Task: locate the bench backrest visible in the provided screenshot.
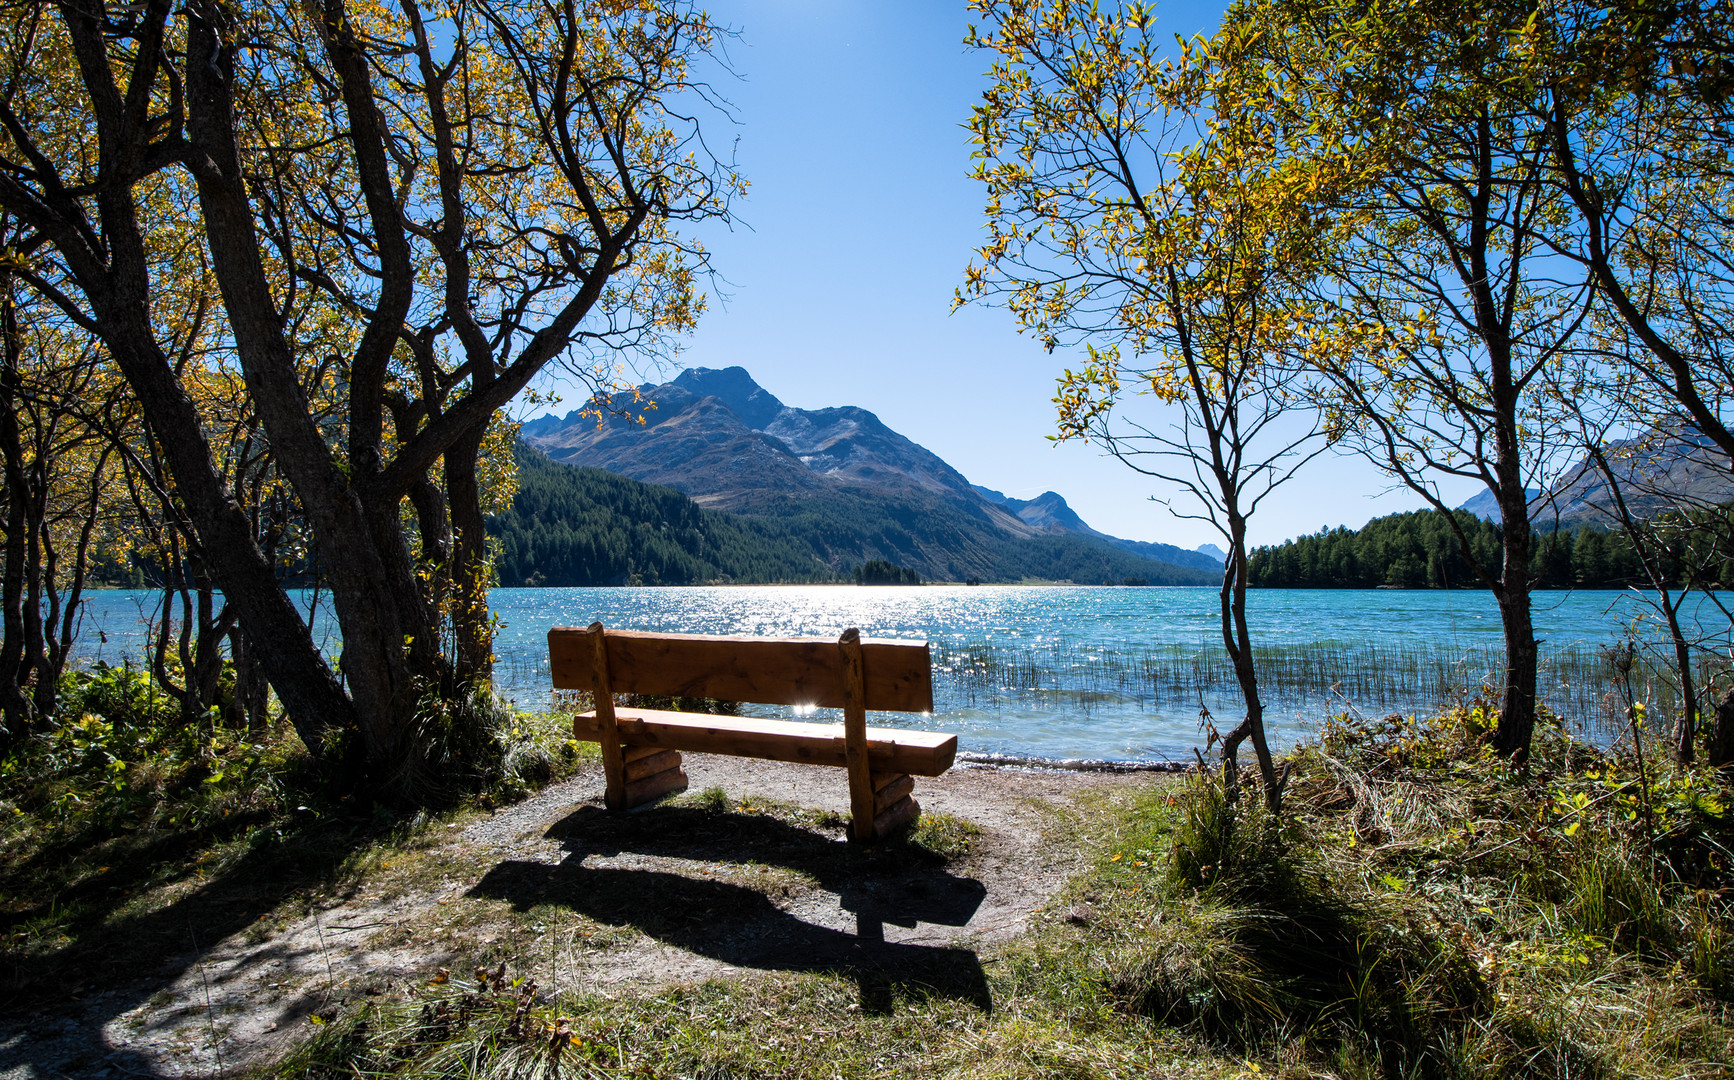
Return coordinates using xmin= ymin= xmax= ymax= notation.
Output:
xmin=547 ymin=627 xmax=934 ymax=713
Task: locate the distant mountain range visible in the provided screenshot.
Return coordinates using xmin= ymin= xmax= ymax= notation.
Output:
xmin=1458 ymin=427 xmax=1734 ymax=528
xmin=516 ymin=366 xmax=1221 ymax=584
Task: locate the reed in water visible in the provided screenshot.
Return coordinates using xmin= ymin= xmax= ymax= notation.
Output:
xmin=931 ymin=637 xmax=1723 ymax=743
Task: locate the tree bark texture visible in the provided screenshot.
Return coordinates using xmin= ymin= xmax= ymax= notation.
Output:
xmin=1490 ymin=454 xmax=1538 ymax=759
xmin=444 ymin=429 xmax=493 ymax=686
xmin=1709 ymin=688 xmax=1734 ymax=771
xmin=0 ymin=283 xmax=31 ymax=738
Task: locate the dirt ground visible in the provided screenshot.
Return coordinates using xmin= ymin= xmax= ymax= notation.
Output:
xmin=0 ymin=756 xmax=1168 ymax=1079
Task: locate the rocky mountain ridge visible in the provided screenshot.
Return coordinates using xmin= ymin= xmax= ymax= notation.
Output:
xmin=1456 ymin=427 xmax=1734 ymax=528
xmin=522 ymin=366 xmax=1222 ymax=581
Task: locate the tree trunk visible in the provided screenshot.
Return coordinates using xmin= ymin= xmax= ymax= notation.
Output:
xmin=1709 ymin=688 xmax=1734 ymax=771
xmin=0 ymin=354 xmax=28 ymax=738
xmin=150 ymin=570 xmax=183 ymax=712
xmin=1486 ymin=320 xmax=1539 ymax=760
xmin=1218 ymin=508 xmax=1281 ymax=808
xmin=1489 ymin=462 xmax=1539 ymax=760
xmin=42 ymin=458 xmax=102 ymax=718
xmin=444 ymin=428 xmax=493 ymax=687
xmin=188 ymin=558 xmax=235 ymax=719
xmin=18 ymin=449 xmax=45 ymax=721
xmin=227 ymin=625 xmax=271 ymax=737
xmin=1491 ymin=586 xmax=1539 ymax=758
xmin=1662 ymin=592 xmax=1697 ymax=766
xmin=1490 ymin=428 xmax=1538 ymax=760
xmin=183 ymin=11 xmax=447 ymax=771
xmin=407 ymin=475 xmax=452 ymax=569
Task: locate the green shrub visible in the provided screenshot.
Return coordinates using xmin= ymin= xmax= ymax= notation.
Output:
xmin=60 ymin=659 xmax=180 ymax=733
xmin=0 ymin=661 xmax=286 ymax=843
xmin=681 ymin=785 xmax=730 ymax=813
xmin=1166 ymin=772 xmax=1298 ymax=902
xmin=902 ymin=811 xmax=980 ymax=860
xmin=394 ymin=686 xmax=579 ymax=808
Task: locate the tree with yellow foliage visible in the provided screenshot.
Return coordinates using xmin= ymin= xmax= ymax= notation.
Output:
xmin=0 ymin=0 xmax=734 ymax=794
xmin=962 ymin=0 xmax=1329 ymax=807
xmin=0 ymin=235 xmax=128 ymax=742
xmin=1213 ymin=0 xmax=1600 ymax=761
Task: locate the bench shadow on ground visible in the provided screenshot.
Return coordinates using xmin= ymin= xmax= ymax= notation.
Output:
xmin=467 ymin=804 xmax=993 ymax=1013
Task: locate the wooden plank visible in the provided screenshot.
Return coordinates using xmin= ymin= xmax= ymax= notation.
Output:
xmin=549 ymin=627 xmax=932 ymax=712
xmin=621 ymin=744 xmax=667 ymax=764
xmin=873 ymin=769 xmax=911 ymax=795
xmin=571 ymin=709 xmax=957 ymax=777
xmin=839 ymin=629 xmax=876 ymax=844
xmin=588 ymin=623 xmax=626 ymax=811
xmin=623 ymin=749 xmax=681 ymax=783
xmin=872 ymin=795 xmax=920 ymax=839
xmin=623 ymin=766 xmax=688 ymax=807
xmin=873 ymin=773 xmax=914 ymax=814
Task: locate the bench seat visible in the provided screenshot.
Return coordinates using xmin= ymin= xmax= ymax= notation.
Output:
xmin=572 ymin=708 xmax=957 ymax=777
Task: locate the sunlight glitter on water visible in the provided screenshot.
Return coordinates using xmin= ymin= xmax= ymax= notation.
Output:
xmin=482 ymin=585 xmax=1704 ymax=762
xmin=71 ymin=585 xmax=1723 ymax=763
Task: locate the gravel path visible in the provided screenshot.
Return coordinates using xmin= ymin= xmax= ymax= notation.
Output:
xmin=0 ymin=758 xmax=1165 ymax=1078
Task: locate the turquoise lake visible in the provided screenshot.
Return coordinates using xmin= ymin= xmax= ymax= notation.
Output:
xmin=70 ymin=586 xmax=1727 ymax=763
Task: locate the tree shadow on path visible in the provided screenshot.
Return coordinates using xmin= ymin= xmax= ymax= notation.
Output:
xmin=0 ymin=817 xmax=389 ymax=1079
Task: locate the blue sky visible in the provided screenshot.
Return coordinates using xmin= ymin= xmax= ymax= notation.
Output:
xmin=527 ymin=0 xmax=1444 ymax=549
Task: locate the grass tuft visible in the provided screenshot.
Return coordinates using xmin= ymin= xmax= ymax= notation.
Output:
xmin=902 ymin=811 xmax=981 ymax=861
xmin=1565 ymin=840 xmax=1674 ymax=952
xmin=679 ymin=785 xmax=731 ymax=814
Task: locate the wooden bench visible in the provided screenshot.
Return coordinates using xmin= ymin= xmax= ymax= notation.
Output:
xmin=548 ymin=623 xmax=957 ymax=842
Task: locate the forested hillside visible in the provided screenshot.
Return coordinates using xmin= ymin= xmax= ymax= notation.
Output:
xmin=1247 ymin=508 xmax=1731 ymax=589
xmin=489 ymin=447 xmax=835 ymax=585
xmin=490 ymin=445 xmax=1218 ymax=585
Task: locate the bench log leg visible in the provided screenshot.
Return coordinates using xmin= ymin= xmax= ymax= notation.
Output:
xmin=839 ymin=629 xmax=925 ymax=842
xmin=616 ymin=744 xmax=687 ymax=808
xmin=870 ymin=770 xmax=920 ymax=839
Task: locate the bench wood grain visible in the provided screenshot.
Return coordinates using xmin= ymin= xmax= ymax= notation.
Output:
xmin=551 ymin=623 xmax=951 ymax=841
xmin=549 ymin=628 xmax=933 ymax=711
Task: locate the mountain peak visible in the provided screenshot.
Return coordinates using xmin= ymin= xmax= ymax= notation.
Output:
xmin=520 ymin=363 xmax=1224 ymax=577
xmin=1013 ymin=491 xmax=1093 ymax=534
xmin=672 ymin=366 xmax=787 ymax=430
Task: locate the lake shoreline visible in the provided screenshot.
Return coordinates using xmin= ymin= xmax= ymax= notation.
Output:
xmin=70 ymin=585 xmax=1698 ymax=760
